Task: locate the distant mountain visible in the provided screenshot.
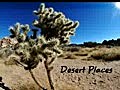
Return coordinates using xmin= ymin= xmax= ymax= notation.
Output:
xmin=102 ymin=38 xmax=120 ymax=46
xmin=1 ymin=37 xmax=120 ymax=48
xmin=68 ymin=38 xmax=120 ymax=47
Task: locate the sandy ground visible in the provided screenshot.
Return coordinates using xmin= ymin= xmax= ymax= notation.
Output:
xmin=0 ymin=47 xmax=120 ymax=90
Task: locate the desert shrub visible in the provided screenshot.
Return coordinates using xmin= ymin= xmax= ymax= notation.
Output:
xmin=66 ymin=47 xmax=80 ymax=52
xmin=103 ymin=53 xmax=120 ymax=61
xmin=4 ymin=59 xmax=17 ymax=65
xmin=83 ymin=47 xmax=96 ymax=52
xmin=83 ymin=41 xmax=98 ymax=47
xmin=91 ymin=51 xmax=105 ymax=59
xmin=58 ymin=54 xmax=65 ymax=58
xmin=74 ymin=53 xmax=88 ymax=56
xmin=4 ymin=54 xmax=20 ymax=65
xmin=64 ymin=54 xmax=77 ymax=59
xmin=91 ymin=47 xmax=120 ymax=61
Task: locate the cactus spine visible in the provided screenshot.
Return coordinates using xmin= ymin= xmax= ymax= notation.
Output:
xmin=33 ymin=3 xmax=79 ymax=45
xmin=0 ymin=3 xmax=79 ymax=90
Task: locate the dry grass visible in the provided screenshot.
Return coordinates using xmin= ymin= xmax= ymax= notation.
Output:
xmin=74 ymin=53 xmax=88 ymax=56
xmin=58 ymin=54 xmax=65 ymax=58
xmin=63 ymin=47 xmax=80 ymax=52
xmin=81 ymin=47 xmax=96 ymax=52
xmin=64 ymin=54 xmax=77 ymax=59
xmin=0 ymin=46 xmax=120 ymax=90
xmin=4 ymin=54 xmax=20 ymax=65
xmin=91 ymin=51 xmax=105 ymax=59
xmin=91 ymin=47 xmax=120 ymax=61
xmin=0 ymin=59 xmax=49 ymax=90
xmin=4 ymin=59 xmax=17 ymax=65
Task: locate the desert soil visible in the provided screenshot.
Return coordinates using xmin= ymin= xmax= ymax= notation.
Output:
xmin=0 ymin=47 xmax=120 ymax=90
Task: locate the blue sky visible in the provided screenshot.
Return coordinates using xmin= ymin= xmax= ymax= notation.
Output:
xmin=0 ymin=2 xmax=120 ymax=44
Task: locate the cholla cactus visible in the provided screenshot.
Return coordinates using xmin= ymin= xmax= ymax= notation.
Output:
xmin=9 ymin=22 xmax=62 ymax=68
xmin=8 ymin=22 xmax=62 ymax=90
xmin=9 ymin=23 xmax=30 ymax=43
xmin=0 ymin=3 xmax=79 ymax=90
xmin=33 ymin=3 xmax=79 ymax=45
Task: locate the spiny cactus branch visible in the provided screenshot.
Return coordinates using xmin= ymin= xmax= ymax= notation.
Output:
xmin=30 ymin=29 xmax=39 ymax=39
xmin=33 ymin=3 xmax=79 ymax=45
xmin=47 ymin=56 xmax=57 ymax=65
xmin=29 ymin=69 xmax=46 ymax=90
xmin=44 ymin=60 xmax=54 ymax=90
xmin=0 ymin=3 xmax=79 ymax=90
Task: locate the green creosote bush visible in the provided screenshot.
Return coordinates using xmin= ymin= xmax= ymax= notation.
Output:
xmin=0 ymin=3 xmax=79 ymax=90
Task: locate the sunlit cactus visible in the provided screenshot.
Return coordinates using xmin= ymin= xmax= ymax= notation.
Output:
xmin=8 ymin=22 xmax=63 ymax=90
xmin=0 ymin=3 xmax=79 ymax=90
xmin=9 ymin=23 xmax=20 ymax=38
xmin=9 ymin=23 xmax=62 ymax=70
xmin=33 ymin=3 xmax=79 ymax=45
xmin=9 ymin=23 xmax=30 ymax=43
xmin=30 ymin=29 xmax=38 ymax=39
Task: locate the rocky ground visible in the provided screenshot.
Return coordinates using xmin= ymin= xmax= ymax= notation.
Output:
xmin=0 ymin=46 xmax=120 ymax=90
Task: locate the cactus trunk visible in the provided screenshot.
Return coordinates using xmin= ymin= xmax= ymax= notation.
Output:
xmin=44 ymin=60 xmax=55 ymax=90
xmin=29 ymin=69 xmax=46 ymax=90
xmin=4 ymin=3 xmax=79 ymax=90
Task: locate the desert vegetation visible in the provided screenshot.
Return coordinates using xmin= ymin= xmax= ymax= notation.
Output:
xmin=0 ymin=3 xmax=79 ymax=90
xmin=0 ymin=2 xmax=120 ymax=90
xmin=91 ymin=47 xmax=120 ymax=61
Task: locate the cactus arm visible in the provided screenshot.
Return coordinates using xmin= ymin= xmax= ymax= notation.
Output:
xmin=44 ymin=60 xmax=54 ymax=90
